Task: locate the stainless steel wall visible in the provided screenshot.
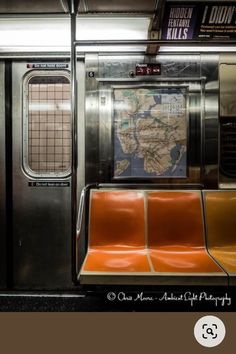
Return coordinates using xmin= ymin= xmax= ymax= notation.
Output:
xmin=0 ymin=62 xmax=6 ymax=288
xmin=219 ymin=54 xmax=236 ymax=189
xmin=85 ymin=54 xmax=219 ymax=188
xmin=12 ymin=62 xmax=73 ymax=289
xmin=201 ymin=54 xmax=219 ymax=189
xmin=76 ymin=60 xmax=86 ymax=273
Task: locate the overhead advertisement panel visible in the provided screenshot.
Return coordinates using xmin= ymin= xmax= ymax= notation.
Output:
xmin=197 ymin=3 xmax=236 ymax=40
xmin=161 ymin=4 xmax=198 ymax=40
xmin=161 ymin=2 xmax=236 ymax=40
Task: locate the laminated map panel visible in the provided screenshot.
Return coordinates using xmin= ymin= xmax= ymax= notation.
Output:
xmin=113 ymin=87 xmax=187 ymax=179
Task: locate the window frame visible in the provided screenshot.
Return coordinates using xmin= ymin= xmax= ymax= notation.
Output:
xmin=22 ymin=70 xmax=72 ymax=179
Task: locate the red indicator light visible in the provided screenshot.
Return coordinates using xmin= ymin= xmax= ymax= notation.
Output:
xmin=135 ymin=64 xmax=161 ymax=76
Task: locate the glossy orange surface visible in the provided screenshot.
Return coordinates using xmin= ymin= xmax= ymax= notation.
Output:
xmin=89 ymin=190 xmax=145 ymax=247
xmin=83 ymin=190 xmax=150 ymax=273
xmin=210 ymin=248 xmax=236 ymax=273
xmin=148 ymin=191 xmax=223 ymax=273
xmin=82 ymin=190 xmax=227 ymax=275
xmin=149 ymin=247 xmax=222 ymax=273
xmin=83 ymin=247 xmax=150 ymax=272
xmin=205 ymin=191 xmax=236 ymax=272
xmin=148 ymin=191 xmax=205 ymax=246
xmin=205 ymin=192 xmax=236 ymax=247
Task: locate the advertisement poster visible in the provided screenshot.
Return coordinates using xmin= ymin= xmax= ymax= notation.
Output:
xmin=197 ymin=3 xmax=236 ymax=39
xmin=161 ymin=2 xmax=236 ymax=40
xmin=161 ymin=4 xmax=198 ymax=40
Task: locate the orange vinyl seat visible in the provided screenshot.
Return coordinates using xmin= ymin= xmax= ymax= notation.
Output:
xmin=204 ymin=191 xmax=236 ymax=285
xmin=79 ymin=190 xmax=151 ymax=284
xmin=147 ymin=191 xmax=227 ymax=285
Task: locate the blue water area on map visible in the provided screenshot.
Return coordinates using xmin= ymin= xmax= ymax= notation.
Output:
xmin=138 ymin=111 xmax=151 ymax=118
xmin=154 ymin=95 xmax=162 ymax=104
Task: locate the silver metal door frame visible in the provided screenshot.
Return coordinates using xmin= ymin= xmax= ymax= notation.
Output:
xmin=11 ymin=60 xmax=85 ymax=289
xmin=0 ymin=61 xmax=6 ymax=288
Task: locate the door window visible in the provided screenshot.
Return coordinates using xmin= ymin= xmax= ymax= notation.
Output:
xmin=23 ymin=71 xmax=71 ymax=177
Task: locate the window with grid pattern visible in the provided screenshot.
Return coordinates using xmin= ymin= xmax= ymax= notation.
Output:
xmin=24 ymin=73 xmax=71 ymax=177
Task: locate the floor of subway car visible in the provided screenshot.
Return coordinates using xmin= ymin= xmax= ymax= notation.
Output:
xmin=0 ymin=286 xmax=235 ymax=311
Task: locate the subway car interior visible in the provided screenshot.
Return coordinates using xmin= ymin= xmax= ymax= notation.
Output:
xmin=0 ymin=0 xmax=236 ymax=311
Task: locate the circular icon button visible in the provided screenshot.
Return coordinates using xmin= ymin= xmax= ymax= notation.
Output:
xmin=194 ymin=315 xmax=226 ymax=347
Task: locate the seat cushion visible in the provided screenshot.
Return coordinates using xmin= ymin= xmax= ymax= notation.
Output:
xmin=150 ymin=246 xmax=223 ymax=273
xmin=83 ymin=246 xmax=151 ymax=272
xmin=210 ymin=247 xmax=236 ymax=273
xmin=89 ymin=190 xmax=146 ymax=247
xmin=148 ymin=191 xmax=205 ymax=247
xmin=204 ymin=191 xmax=236 ymax=247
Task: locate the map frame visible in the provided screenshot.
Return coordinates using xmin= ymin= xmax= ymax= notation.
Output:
xmin=111 ymin=84 xmax=189 ymax=180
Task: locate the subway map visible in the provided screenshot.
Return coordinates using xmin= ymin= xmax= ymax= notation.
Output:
xmin=113 ymin=87 xmax=187 ymax=178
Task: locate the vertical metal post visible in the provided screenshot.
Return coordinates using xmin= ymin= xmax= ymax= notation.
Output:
xmin=70 ymin=0 xmax=78 ymax=282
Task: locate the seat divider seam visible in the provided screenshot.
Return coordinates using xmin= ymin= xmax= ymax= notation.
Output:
xmin=144 ymin=190 xmax=155 ymax=273
xmin=201 ymin=191 xmax=229 ymax=283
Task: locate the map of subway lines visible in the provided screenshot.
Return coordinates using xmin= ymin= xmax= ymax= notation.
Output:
xmin=113 ymin=88 xmax=187 ymax=178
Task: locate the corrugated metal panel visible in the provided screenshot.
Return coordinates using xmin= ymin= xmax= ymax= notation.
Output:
xmin=78 ymin=0 xmax=157 ymax=13
xmin=220 ymin=120 xmax=236 ymax=177
xmin=0 ymin=0 xmax=157 ymax=14
xmin=0 ymin=0 xmax=68 ymax=14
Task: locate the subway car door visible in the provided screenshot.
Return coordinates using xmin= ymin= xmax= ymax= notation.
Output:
xmin=12 ymin=62 xmax=72 ymax=289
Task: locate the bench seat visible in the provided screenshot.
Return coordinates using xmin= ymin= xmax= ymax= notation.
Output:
xmin=147 ymin=191 xmax=226 ymax=285
xmin=79 ymin=189 xmax=228 ymax=285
